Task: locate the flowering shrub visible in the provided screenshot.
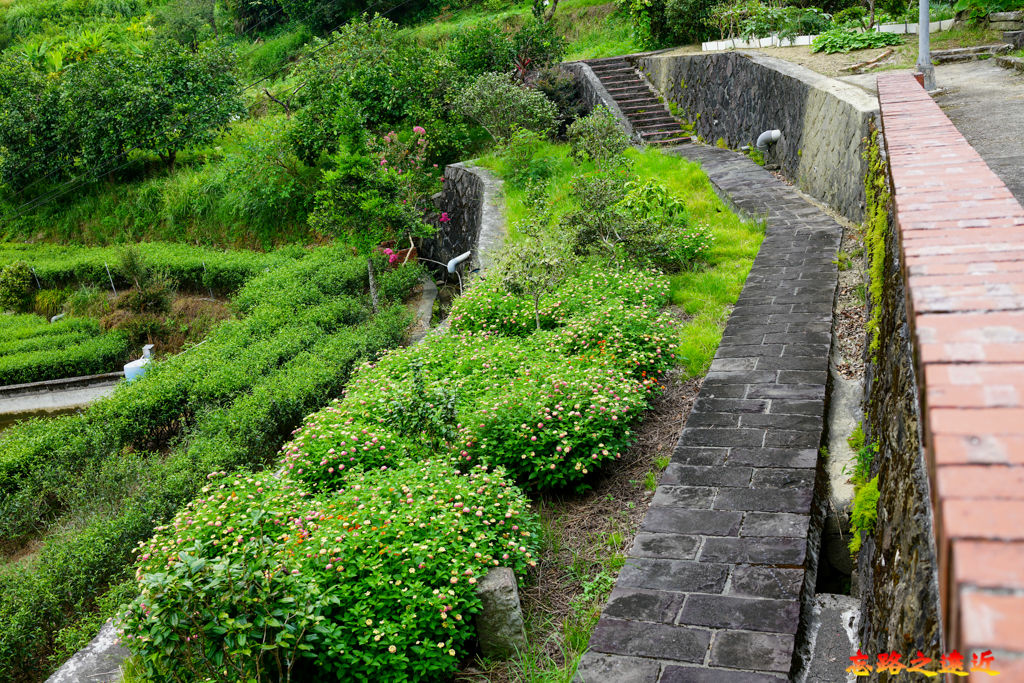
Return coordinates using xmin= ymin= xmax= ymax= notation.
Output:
xmin=450 ymin=267 xmax=670 ymax=336
xmin=367 ymin=126 xmax=440 ymax=220
xmin=280 ymin=413 xmax=426 ymax=492
xmin=545 ymin=299 xmax=678 ymax=377
xmin=669 ymin=220 xmax=716 ymax=266
xmin=457 ymin=354 xmax=653 ymax=490
xmin=120 ymin=461 xmax=538 ymax=682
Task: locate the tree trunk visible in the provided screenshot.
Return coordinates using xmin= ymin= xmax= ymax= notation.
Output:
xmin=544 ymin=0 xmax=560 ymax=22
xmin=367 ymin=256 xmax=380 ymax=315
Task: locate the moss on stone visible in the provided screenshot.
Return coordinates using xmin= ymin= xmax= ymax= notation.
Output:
xmin=849 ymin=475 xmax=879 ymax=553
xmin=862 ymin=127 xmax=890 ymax=358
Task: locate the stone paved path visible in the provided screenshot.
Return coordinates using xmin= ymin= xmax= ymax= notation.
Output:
xmin=576 ymin=145 xmax=842 ymax=682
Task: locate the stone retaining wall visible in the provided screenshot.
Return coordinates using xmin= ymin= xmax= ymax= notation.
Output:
xmin=634 ymin=51 xmax=877 ymax=223
xmin=420 ymin=162 xmax=505 ymax=277
xmin=865 ymin=72 xmax=1024 ymax=677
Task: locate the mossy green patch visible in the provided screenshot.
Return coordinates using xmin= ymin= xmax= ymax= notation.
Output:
xmin=863 ymin=127 xmax=890 ymax=358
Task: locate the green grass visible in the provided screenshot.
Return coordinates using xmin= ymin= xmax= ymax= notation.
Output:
xmin=402 ymin=0 xmax=640 ymax=61
xmin=479 ymin=143 xmax=763 ymax=378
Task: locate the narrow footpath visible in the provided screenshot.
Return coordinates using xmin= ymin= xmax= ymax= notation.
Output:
xmin=577 ymin=145 xmax=843 ymax=682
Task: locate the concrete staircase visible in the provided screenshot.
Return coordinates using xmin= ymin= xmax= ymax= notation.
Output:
xmin=582 ymin=57 xmax=691 ymax=146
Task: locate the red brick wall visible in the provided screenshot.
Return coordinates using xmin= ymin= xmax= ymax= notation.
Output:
xmin=877 ymin=72 xmax=1024 ymax=675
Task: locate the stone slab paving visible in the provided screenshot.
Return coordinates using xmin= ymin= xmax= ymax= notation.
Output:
xmin=576 ymin=145 xmax=842 ymax=682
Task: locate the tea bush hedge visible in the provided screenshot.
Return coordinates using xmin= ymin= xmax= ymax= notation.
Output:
xmin=0 ymin=246 xmax=418 ymax=681
xmin=0 ymin=242 xmax=303 ymax=296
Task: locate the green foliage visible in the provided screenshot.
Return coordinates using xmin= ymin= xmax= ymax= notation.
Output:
xmin=567 ymin=106 xmax=631 ymax=168
xmin=152 ymin=0 xmax=217 ymax=49
xmin=0 ymin=247 xmax=418 ymax=680
xmin=0 ymin=328 xmax=130 ymax=385
xmin=811 ymin=28 xmax=902 ymax=53
xmin=0 ymin=242 xmax=301 ymax=295
xmin=456 ymin=71 xmax=558 ymax=143
xmin=849 ymin=475 xmax=879 ymax=553
xmin=954 ymin=0 xmax=1024 ymax=23
xmin=0 ymin=260 xmax=34 ymax=312
xmin=243 ymin=23 xmax=311 ymax=79
xmin=847 ymin=423 xmax=865 ymax=452
xmin=1 ymin=39 xmax=243 ymax=194
xmin=501 ymin=128 xmax=556 ymax=186
xmin=498 ymin=229 xmax=574 ymax=331
xmin=710 ymin=0 xmax=831 ymax=41
xmin=121 ymin=461 xmax=539 ymax=682
xmin=619 ymin=0 xmax=717 ymax=48
xmin=532 ymin=66 xmax=585 ymax=137
xmin=447 ymin=18 xmax=516 ymax=75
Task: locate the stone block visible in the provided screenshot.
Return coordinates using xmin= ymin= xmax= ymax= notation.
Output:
xmin=630 ymin=532 xmax=701 ymax=560
xmin=616 ymin=558 xmax=730 ymax=592
xmin=651 ymin=485 xmax=717 ymax=508
xmin=728 ymin=447 xmax=817 ymax=469
xmin=473 ymin=567 xmax=526 ymax=659
xmin=661 ymin=666 xmax=786 ymax=682
xmin=714 ymin=486 xmax=813 ymax=514
xmin=588 ymin=619 xmax=711 ymax=662
xmin=603 ymin=587 xmax=686 ymax=623
xmin=729 ymin=566 xmax=804 ymax=600
xmin=709 ymin=630 xmax=795 ymax=673
xmin=575 ymin=653 xmax=661 ymax=683
xmin=641 ymin=508 xmax=743 ymax=536
xmin=660 ymin=465 xmax=752 ymax=488
xmin=698 ymin=536 xmax=807 ymax=565
xmin=740 ymin=512 xmax=811 ymax=538
xmin=679 ymin=594 xmax=800 ymax=633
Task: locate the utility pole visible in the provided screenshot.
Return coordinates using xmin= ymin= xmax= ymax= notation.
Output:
xmin=917 ymin=0 xmax=935 ymax=90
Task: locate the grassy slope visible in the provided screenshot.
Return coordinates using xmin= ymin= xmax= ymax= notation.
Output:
xmin=402 ymin=0 xmax=639 ymax=61
xmin=480 ymin=143 xmax=763 ymax=378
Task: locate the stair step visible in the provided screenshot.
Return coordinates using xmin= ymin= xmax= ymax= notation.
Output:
xmin=591 ymin=66 xmax=634 ymax=75
xmin=641 ymin=129 xmax=686 ymax=139
xmin=627 ymin=109 xmax=672 ymax=118
xmin=630 ymin=115 xmax=675 ymax=124
xmin=606 ymin=85 xmax=651 ymax=93
xmin=620 ymin=104 xmax=660 ymax=112
xmin=614 ymin=96 xmax=661 ymax=106
xmin=602 ymin=80 xmax=643 ymax=89
xmin=649 ymin=136 xmax=692 ymax=146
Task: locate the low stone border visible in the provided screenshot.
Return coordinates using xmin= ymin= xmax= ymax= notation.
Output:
xmin=702 ymin=18 xmax=954 ymax=52
xmin=577 ymin=143 xmax=842 ymax=682
xmin=0 ymin=372 xmax=122 ymax=398
xmin=996 ymin=54 xmax=1024 ymax=72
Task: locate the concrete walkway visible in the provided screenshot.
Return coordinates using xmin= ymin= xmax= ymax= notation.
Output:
xmin=931 ymin=61 xmax=1024 ymax=204
xmin=576 ymin=145 xmax=842 ymax=682
xmin=841 ymin=61 xmax=1024 ymax=204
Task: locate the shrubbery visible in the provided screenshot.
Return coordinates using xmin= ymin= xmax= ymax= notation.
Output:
xmin=0 ymin=246 xmax=419 ymax=680
xmin=0 ymin=242 xmax=302 ymax=295
xmin=121 ymin=460 xmax=538 ymax=682
xmin=457 ymin=72 xmax=559 ymax=142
